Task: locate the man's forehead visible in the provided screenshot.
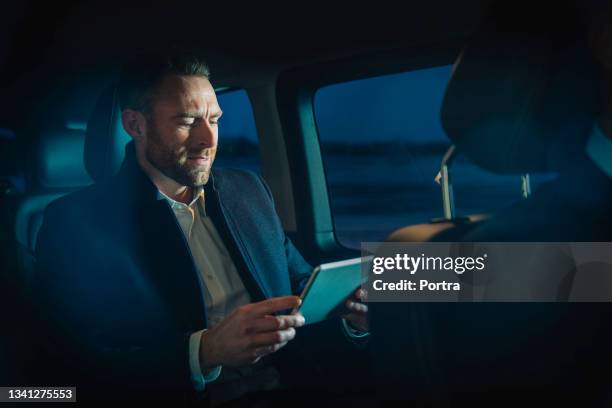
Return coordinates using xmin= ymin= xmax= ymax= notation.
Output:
xmin=154 ymin=74 xmax=219 ymax=111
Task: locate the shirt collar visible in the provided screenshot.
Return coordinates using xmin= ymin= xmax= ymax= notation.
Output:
xmin=156 ymin=186 xmax=204 ymax=209
xmin=586 ymin=123 xmax=612 ymax=180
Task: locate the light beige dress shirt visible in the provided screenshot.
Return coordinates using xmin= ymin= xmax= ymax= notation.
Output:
xmin=157 ymin=187 xmax=251 ymax=392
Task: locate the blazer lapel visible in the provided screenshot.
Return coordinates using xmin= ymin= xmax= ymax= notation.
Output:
xmin=117 ymin=145 xmax=208 ymax=332
xmin=205 ymin=175 xmax=269 ymax=302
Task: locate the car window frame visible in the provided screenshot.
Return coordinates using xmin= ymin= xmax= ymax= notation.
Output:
xmin=276 ymin=43 xmax=462 ymax=258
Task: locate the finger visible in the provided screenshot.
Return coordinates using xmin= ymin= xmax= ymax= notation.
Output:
xmin=247 ymin=314 xmax=305 ymax=333
xmin=246 ymin=327 xmax=296 ymax=350
xmin=346 ymin=300 xmax=368 ymax=313
xmin=355 ymin=303 xmax=368 ymax=313
xmin=357 ymin=288 xmax=367 ymax=300
xmin=286 ymin=313 xmax=306 ymax=327
xmin=244 ymin=296 xmax=301 ymax=318
xmin=252 ymin=340 xmax=289 ymax=358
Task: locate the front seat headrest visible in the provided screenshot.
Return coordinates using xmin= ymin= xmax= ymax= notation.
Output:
xmin=441 ymin=2 xmax=597 ymax=174
xmin=84 ymin=83 xmax=131 ymax=181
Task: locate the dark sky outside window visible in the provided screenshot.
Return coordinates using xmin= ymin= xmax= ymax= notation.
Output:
xmin=315 ymin=67 xmax=450 ymax=144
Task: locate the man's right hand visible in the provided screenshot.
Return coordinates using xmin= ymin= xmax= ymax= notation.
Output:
xmin=198 ymin=296 xmax=305 ymax=370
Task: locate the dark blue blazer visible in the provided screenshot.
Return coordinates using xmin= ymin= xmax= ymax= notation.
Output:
xmin=33 ymin=143 xmax=338 ymax=402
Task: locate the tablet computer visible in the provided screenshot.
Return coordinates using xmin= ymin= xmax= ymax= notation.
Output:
xmin=292 ymin=256 xmax=371 ymax=325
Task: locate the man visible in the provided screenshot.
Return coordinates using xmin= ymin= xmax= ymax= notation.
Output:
xmin=33 ymin=50 xmax=368 ymax=405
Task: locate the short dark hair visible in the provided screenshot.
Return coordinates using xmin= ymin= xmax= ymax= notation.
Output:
xmin=117 ymin=48 xmax=210 ymax=113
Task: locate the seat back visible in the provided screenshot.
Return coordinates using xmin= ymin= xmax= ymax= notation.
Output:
xmin=84 ymin=83 xmax=131 ymax=182
xmin=1 ymin=125 xmax=92 ymax=384
xmin=12 ymin=127 xmax=92 ymax=291
xmin=441 ymin=2 xmax=596 ymax=175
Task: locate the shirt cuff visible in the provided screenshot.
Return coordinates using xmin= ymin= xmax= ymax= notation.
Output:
xmin=341 ymin=317 xmax=370 ymax=339
xmin=189 ymin=329 xmax=222 ymax=391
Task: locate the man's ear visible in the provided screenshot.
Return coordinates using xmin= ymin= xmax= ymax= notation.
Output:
xmin=121 ymin=109 xmax=147 ymax=141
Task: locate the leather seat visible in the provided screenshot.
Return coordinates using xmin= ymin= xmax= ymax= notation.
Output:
xmin=84 ymin=83 xmax=131 ymax=182
xmin=3 ymin=125 xmax=91 ymax=384
xmin=14 ymin=127 xmax=92 ymax=284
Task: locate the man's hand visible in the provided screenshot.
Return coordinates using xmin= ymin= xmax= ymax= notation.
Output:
xmin=198 ymin=296 xmax=305 ymax=370
xmin=342 ymin=288 xmax=369 ymax=332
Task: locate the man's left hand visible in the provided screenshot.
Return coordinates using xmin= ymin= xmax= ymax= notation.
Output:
xmin=342 ymin=288 xmax=369 ymax=332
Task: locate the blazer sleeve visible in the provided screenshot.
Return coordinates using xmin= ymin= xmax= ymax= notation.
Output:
xmin=253 ymin=175 xmax=368 ymax=341
xmin=256 ymin=174 xmax=312 ymax=294
xmin=32 ymin=201 xmax=201 ymax=404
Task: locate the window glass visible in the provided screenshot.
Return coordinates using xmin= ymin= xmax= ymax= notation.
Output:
xmin=314 ymin=66 xmax=555 ymax=248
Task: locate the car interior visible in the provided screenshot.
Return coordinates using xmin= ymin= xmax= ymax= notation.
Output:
xmin=1 ymin=0 xmax=611 ymax=405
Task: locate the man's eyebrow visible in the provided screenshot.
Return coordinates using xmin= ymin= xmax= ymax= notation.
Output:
xmin=174 ymin=110 xmax=223 ymax=119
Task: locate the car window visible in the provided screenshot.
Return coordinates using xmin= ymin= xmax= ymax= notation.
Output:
xmin=214 ymin=89 xmax=261 ymax=174
xmin=314 ymin=66 xmax=556 ymax=249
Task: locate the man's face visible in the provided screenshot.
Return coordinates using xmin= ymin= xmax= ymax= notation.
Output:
xmin=143 ymin=75 xmax=222 ymax=187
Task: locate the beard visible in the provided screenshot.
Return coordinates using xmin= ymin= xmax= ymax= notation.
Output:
xmin=144 ymin=125 xmax=216 ymax=188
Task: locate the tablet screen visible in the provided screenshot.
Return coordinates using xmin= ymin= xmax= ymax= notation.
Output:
xmin=293 ymin=257 xmax=370 ymax=325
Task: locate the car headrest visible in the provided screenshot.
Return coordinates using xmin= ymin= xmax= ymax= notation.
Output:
xmin=37 ymin=128 xmax=92 ymax=189
xmin=84 ymin=83 xmax=131 ymax=181
xmin=441 ymin=2 xmax=597 ymax=174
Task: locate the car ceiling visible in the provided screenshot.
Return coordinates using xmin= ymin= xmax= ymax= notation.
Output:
xmin=0 ymin=0 xmax=487 ymax=130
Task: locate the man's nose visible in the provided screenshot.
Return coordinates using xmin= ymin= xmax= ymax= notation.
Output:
xmin=192 ymin=122 xmax=216 ymax=148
